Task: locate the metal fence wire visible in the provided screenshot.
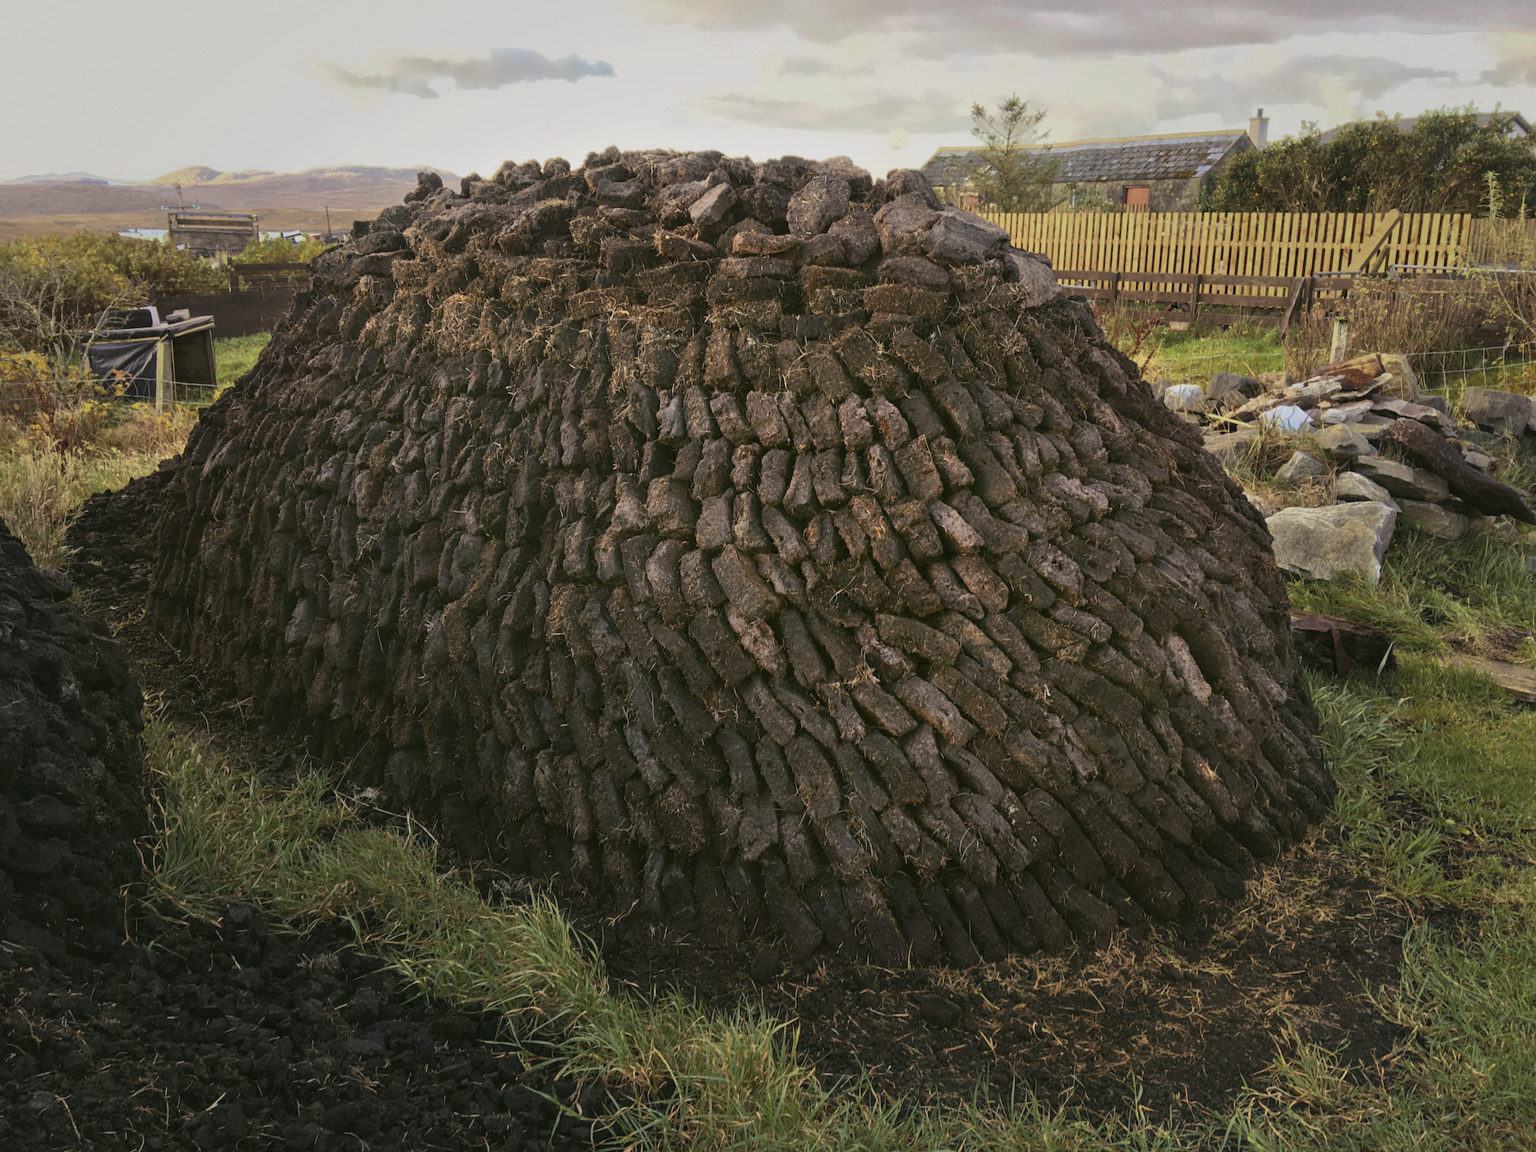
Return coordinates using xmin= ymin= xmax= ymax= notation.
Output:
xmin=1408 ymin=342 xmax=1536 ymax=398
xmin=1 ymin=379 xmax=220 ymax=419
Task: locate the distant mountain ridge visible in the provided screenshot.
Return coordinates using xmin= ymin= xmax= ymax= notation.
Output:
xmin=2 ymin=171 xmax=123 ymax=185
xmin=0 ymin=163 xmax=458 ymax=238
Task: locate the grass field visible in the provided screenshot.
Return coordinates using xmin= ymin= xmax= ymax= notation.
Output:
xmin=1099 ymin=316 xmax=1296 ymax=389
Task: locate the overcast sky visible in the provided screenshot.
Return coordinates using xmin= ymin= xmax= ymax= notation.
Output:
xmin=5 ymin=1 xmax=1533 ymax=182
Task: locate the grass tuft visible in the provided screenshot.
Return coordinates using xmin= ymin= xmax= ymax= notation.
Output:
xmin=0 ymin=442 xmax=172 ymax=567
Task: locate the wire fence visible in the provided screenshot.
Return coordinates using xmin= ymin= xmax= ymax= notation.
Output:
xmin=1 ymin=378 xmax=222 ymax=421
xmin=1110 ymin=330 xmax=1536 ymax=400
xmin=1407 ymin=342 xmax=1536 ymax=404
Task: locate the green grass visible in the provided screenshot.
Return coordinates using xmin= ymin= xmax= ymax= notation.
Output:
xmin=0 ymin=331 xmax=264 ymax=566
xmin=1147 ymin=324 xmax=1288 ymax=386
xmin=1288 ymin=527 xmax=1536 ymax=661
xmin=214 ymin=333 xmax=270 ymax=387
xmin=144 ymin=716 xmax=1196 ymax=1152
xmin=0 ymin=384 xmax=197 ymax=567
xmin=1100 ymin=315 xmax=1294 ymax=388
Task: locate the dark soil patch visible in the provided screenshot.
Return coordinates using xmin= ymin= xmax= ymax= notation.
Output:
xmin=63 ymin=485 xmax=1407 ymax=1127
xmin=1 ymin=903 xmax=597 ymax=1151
xmin=589 ymin=837 xmax=1405 ymax=1118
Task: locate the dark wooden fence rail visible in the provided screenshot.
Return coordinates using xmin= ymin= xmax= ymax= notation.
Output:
xmin=1054 ymin=270 xmax=1354 ymax=332
xmin=151 ymin=285 xmax=300 ymax=338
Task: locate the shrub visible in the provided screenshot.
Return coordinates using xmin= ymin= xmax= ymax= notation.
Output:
xmin=1206 ymin=107 xmax=1536 ymax=213
xmin=0 ymin=233 xmax=226 ymax=356
xmin=234 ymin=235 xmax=330 ymax=264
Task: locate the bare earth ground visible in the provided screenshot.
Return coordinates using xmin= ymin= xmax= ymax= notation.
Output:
xmin=3 ymin=904 xmax=600 ymax=1151
xmin=592 ymin=840 xmax=1404 ymax=1118
xmin=24 ymin=486 xmax=1410 ymax=1141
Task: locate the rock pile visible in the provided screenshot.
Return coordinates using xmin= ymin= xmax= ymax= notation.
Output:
xmin=143 ymin=152 xmax=1330 ymax=965
xmin=1172 ymin=355 xmax=1536 ymax=581
xmin=0 ymin=520 xmax=146 ymax=959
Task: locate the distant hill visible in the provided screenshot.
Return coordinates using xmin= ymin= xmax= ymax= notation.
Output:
xmin=0 ymin=164 xmax=458 ymax=239
xmin=2 ymin=171 xmax=122 ymax=186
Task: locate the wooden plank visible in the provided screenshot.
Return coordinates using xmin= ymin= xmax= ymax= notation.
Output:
xmin=1109 ymin=290 xmax=1206 ymax=305
xmin=1291 ymin=611 xmax=1397 ymax=675
xmin=1197 ymin=292 xmax=1302 ymax=309
xmin=1202 ymin=274 xmax=1296 ymax=288
xmin=1279 ymin=277 xmax=1308 ymax=337
xmin=1347 ymin=210 xmax=1403 ymax=274
xmin=1447 ymin=654 xmax=1536 ymax=705
xmin=1198 ymin=312 xmax=1283 ymax=327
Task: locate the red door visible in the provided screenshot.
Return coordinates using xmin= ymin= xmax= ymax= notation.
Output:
xmin=1124 ymin=186 xmax=1150 ymax=212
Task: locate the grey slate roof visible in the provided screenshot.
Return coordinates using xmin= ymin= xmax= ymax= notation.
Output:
xmin=922 ymin=130 xmax=1252 ymax=187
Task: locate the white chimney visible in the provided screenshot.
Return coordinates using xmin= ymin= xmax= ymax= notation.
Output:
xmin=1248 ymin=108 xmax=1269 ymax=148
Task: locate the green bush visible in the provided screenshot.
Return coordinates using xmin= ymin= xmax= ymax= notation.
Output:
xmin=0 ymin=233 xmax=227 ymax=354
xmin=234 ymin=235 xmax=329 ymax=264
xmin=1205 ymin=107 xmax=1536 ymax=213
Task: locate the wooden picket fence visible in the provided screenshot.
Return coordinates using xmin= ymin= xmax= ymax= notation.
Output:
xmin=982 ymin=211 xmax=1474 ymax=300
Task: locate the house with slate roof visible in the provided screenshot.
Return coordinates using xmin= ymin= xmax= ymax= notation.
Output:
xmin=921 ymin=127 xmax=1257 ymax=213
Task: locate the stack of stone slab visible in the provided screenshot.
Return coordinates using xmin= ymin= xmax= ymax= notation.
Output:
xmin=1172 ymin=355 xmax=1536 ymax=582
xmin=136 ymin=151 xmax=1331 ymax=966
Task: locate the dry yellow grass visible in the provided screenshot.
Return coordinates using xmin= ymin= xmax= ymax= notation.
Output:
xmin=0 ymin=403 xmax=193 ymax=567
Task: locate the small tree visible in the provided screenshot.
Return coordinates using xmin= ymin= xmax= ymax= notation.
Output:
xmin=962 ymin=95 xmax=1059 ymax=212
xmin=1064 ymin=183 xmax=1119 ymax=213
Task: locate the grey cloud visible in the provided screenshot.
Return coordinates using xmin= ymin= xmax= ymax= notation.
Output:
xmin=647 ymin=0 xmax=1534 ymax=57
xmin=1481 ymin=57 xmax=1536 ymax=85
xmin=1154 ymin=55 xmax=1459 ymax=122
xmin=323 ymin=47 xmax=614 ymax=99
xmin=695 ymin=91 xmax=970 ymax=135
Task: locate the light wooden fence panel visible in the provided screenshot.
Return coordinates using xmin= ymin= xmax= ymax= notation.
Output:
xmin=984 ymin=211 xmax=1475 ymax=300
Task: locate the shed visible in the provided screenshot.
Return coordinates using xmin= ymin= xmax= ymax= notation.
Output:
xmin=84 ymin=306 xmax=218 ymax=411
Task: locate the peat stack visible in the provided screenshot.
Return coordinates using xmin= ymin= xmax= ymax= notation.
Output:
xmin=146 ymin=152 xmax=1330 ymax=965
xmin=0 ymin=521 xmax=146 ymax=959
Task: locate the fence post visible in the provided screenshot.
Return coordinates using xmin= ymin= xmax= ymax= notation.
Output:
xmin=154 ymin=344 xmax=169 ymax=414
xmin=1279 ymin=277 xmax=1306 ymax=337
xmin=1329 ymin=317 xmax=1349 ymax=364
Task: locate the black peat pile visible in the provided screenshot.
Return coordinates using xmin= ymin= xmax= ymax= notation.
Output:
xmin=0 ymin=519 xmax=146 ymax=960
xmin=145 ymin=151 xmax=1332 ymax=966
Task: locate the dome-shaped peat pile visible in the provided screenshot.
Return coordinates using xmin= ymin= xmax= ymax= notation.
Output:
xmin=147 ymin=152 xmax=1330 ymax=965
xmin=1 ymin=520 xmax=146 ymax=959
